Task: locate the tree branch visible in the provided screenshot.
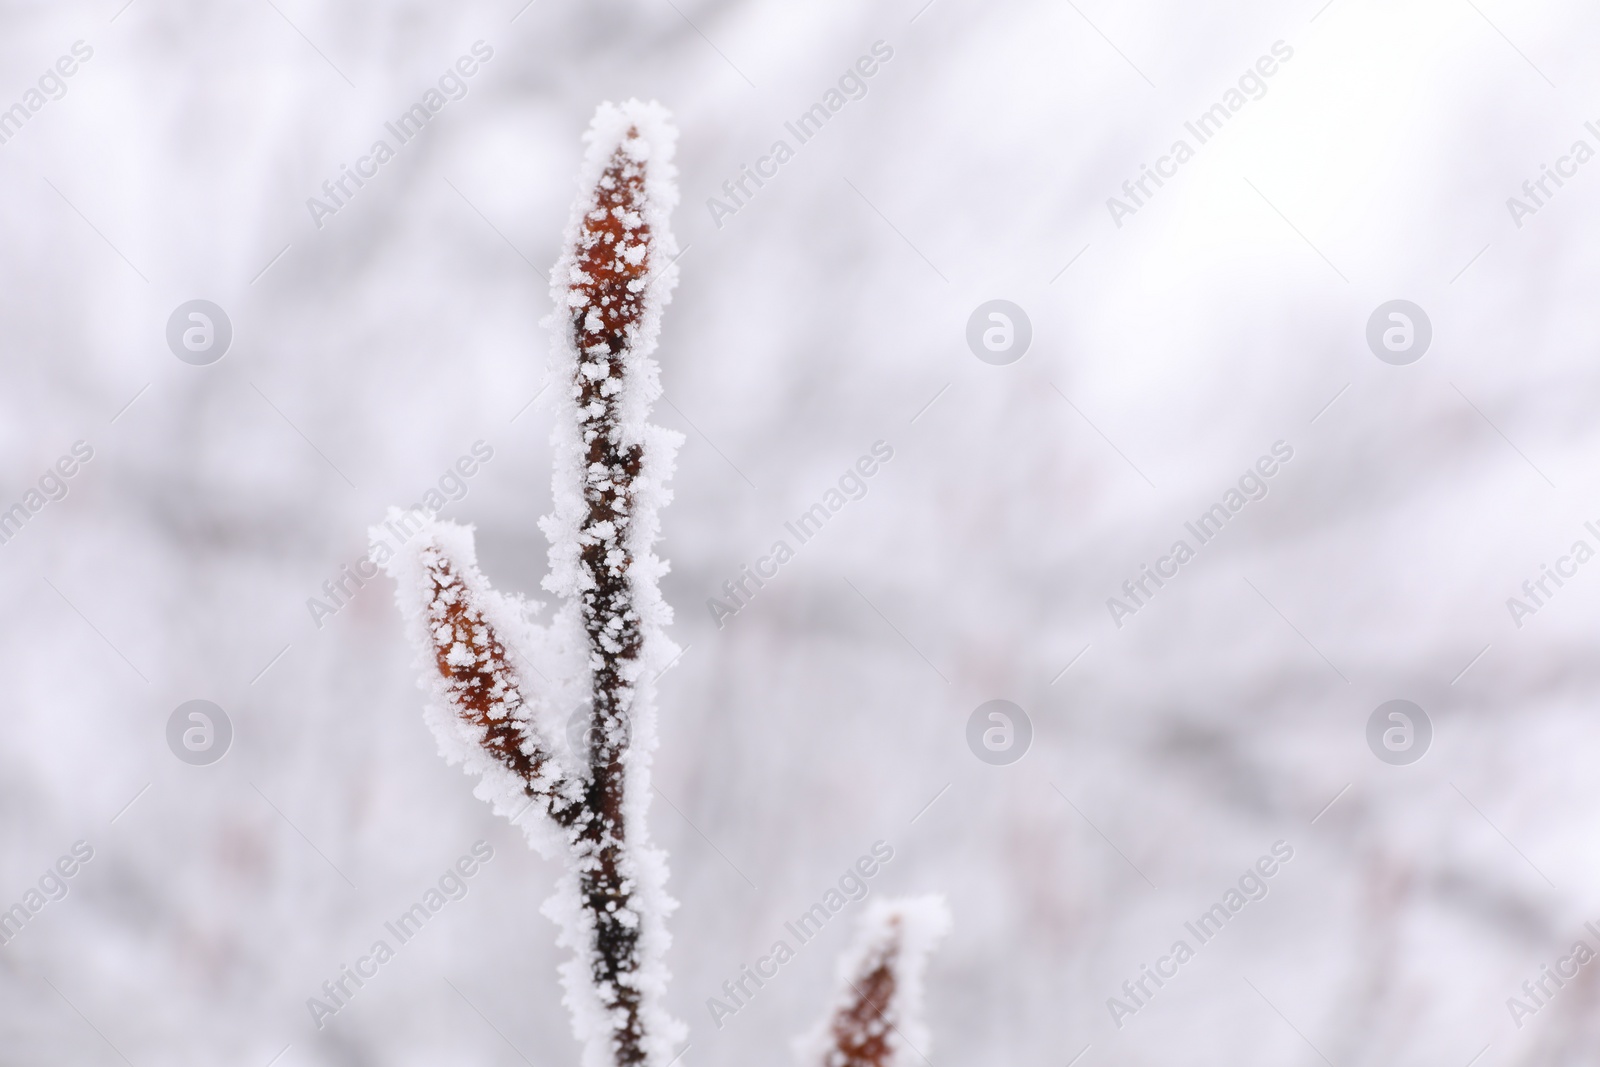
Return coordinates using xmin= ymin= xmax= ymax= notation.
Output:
xmin=800 ymin=897 xmax=951 ymax=1067
xmin=379 ymin=99 xmax=684 ymax=1067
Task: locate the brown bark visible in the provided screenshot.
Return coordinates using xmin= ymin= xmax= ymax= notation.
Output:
xmin=565 ymin=130 xmax=654 ymax=1067
xmin=418 ymin=550 xmax=582 ymax=828
xmin=419 ymin=131 xmax=658 ymax=1065
xmin=831 ymin=945 xmax=901 ymax=1067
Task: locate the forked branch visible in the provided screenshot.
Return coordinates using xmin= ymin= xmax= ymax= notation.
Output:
xmin=381 ymin=100 xmax=955 ymax=1067
xmin=379 ymin=99 xmax=683 ymax=1067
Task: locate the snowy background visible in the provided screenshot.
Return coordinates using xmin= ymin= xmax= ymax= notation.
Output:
xmin=4 ymin=0 xmax=1600 ymax=1063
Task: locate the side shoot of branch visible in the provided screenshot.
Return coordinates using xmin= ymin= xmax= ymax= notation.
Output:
xmin=799 ymin=897 xmax=951 ymax=1067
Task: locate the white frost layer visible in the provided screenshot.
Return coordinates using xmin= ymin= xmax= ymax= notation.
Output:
xmin=540 ymin=96 xmax=683 ymax=621
xmin=376 ymin=97 xmax=686 ymax=1067
xmin=540 ymin=98 xmax=686 ymax=1067
xmin=371 ymin=510 xmax=575 ymax=859
xmin=796 ymin=895 xmax=952 ymax=1067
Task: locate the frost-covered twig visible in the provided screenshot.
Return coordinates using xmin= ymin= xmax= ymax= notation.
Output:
xmin=384 ymin=520 xmax=583 ymax=828
xmin=798 ymin=897 xmax=951 ymax=1067
xmin=540 ymin=96 xmax=684 ymax=1067
xmin=376 ymin=99 xmax=683 ymax=1067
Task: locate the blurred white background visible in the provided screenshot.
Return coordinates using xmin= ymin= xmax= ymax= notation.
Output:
xmin=4 ymin=0 xmax=1600 ymax=1063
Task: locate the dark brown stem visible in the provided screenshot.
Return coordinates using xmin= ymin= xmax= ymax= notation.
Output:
xmin=829 ymin=924 xmax=902 ymax=1067
xmin=419 ymin=551 xmax=582 ymax=828
xmin=566 ymin=130 xmax=656 ymax=1067
xmin=396 ymin=105 xmax=679 ymax=1067
xmin=413 ymin=124 xmax=663 ymax=1067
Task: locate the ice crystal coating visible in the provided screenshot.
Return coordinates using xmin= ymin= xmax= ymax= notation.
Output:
xmin=378 ymin=98 xmax=684 ymax=1067
xmin=797 ymin=897 xmax=952 ymax=1067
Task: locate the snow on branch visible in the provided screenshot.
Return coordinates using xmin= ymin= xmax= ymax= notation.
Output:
xmin=377 ymin=99 xmax=952 ymax=1067
xmin=540 ymin=98 xmax=684 ymax=1067
xmin=799 ymin=897 xmax=952 ymax=1067
xmin=378 ymin=99 xmax=684 ymax=1067
xmin=377 ymin=513 xmax=582 ymax=841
